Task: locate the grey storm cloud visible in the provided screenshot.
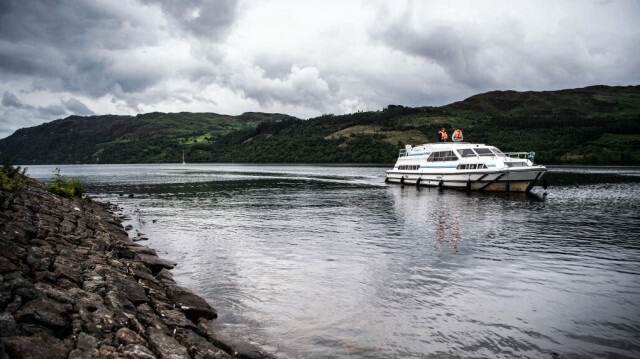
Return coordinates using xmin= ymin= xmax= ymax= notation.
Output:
xmin=2 ymin=91 xmax=66 ymax=117
xmin=0 ymin=91 xmax=66 ymax=135
xmin=61 ymin=97 xmax=95 ymax=116
xmin=143 ymin=0 xmax=238 ymax=39
xmin=374 ymin=24 xmax=498 ymax=88
xmin=0 ymin=0 xmax=638 ymax=139
xmin=2 ymin=92 xmax=31 ymax=109
xmin=0 ymin=1 xmax=114 ymax=76
xmin=0 ymin=0 xmax=241 ymax=138
xmin=0 ymin=0 xmax=237 ymax=99
xmin=370 ymin=2 xmax=640 ymax=92
xmin=0 ymin=2 xmax=130 ymax=97
xmin=230 ymin=65 xmax=334 ymax=111
xmin=39 ymin=104 xmax=68 ymax=118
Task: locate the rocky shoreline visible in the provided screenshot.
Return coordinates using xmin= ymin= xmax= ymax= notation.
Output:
xmin=0 ymin=181 xmax=275 ymax=358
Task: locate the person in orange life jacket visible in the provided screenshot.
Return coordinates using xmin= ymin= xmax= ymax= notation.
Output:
xmin=438 ymin=128 xmax=448 ymax=142
xmin=452 ymin=128 xmax=463 ymax=142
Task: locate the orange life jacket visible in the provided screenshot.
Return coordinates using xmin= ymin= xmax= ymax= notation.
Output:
xmin=453 ymin=129 xmax=463 ymax=140
xmin=439 ymin=130 xmax=448 ymax=141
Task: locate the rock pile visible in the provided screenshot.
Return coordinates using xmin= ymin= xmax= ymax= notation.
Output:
xmin=0 ymin=181 xmax=275 ymax=358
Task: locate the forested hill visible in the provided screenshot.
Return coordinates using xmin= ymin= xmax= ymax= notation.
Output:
xmin=1 ymin=85 xmax=639 ymax=165
xmin=0 ymin=112 xmax=297 ymax=164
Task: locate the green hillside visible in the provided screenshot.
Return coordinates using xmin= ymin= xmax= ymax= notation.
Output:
xmin=1 ymin=85 xmax=639 ymax=165
xmin=191 ymin=85 xmax=640 ymax=164
xmin=0 ymin=112 xmax=297 ymax=164
xmin=441 ymin=85 xmax=640 ymax=163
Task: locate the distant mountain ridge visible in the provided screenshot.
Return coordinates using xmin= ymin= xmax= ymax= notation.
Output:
xmin=0 ymin=112 xmax=297 ymax=164
xmin=1 ymin=85 xmax=639 ymax=165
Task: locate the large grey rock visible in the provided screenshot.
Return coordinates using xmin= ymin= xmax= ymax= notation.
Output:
xmin=10 ymin=276 xmax=45 ymax=301
xmin=197 ymin=320 xmax=236 ymax=357
xmin=3 ymin=332 xmax=70 ymax=359
xmin=105 ymin=271 xmax=149 ymax=305
xmin=155 ymin=268 xmax=175 ymax=284
xmin=166 ymin=285 xmax=217 ymax=321
xmin=0 ymin=312 xmax=18 ymax=337
xmin=157 ymin=308 xmax=196 ymax=329
xmin=60 ymin=219 xmax=77 ymax=236
xmin=199 ymin=321 xmax=277 ymax=359
xmin=174 ymin=327 xmax=234 ymax=359
xmin=104 ymin=290 xmax=136 ymax=327
xmin=35 ymin=212 xmax=61 ymax=238
xmin=0 ymin=241 xmax=27 ymax=264
xmin=128 ymin=261 xmax=159 ymax=282
xmin=122 ymin=344 xmax=158 ymax=359
xmin=76 ymin=331 xmax=100 ymax=351
xmin=0 ymin=281 xmax=12 ymax=308
xmin=136 ymin=303 xmax=170 ymax=333
xmin=233 ymin=341 xmax=279 ymax=359
xmin=53 ymin=256 xmax=83 ymax=286
xmin=116 ymin=327 xmax=146 ymax=346
xmin=0 ymin=255 xmax=18 ymax=274
xmin=138 ymin=253 xmax=177 ymax=275
xmin=35 ymin=282 xmax=75 ymax=305
xmin=15 ymin=297 xmax=72 ymax=336
xmin=3 ymin=223 xmax=30 ymax=245
xmin=26 ymin=246 xmax=52 ymax=271
xmin=82 ymin=275 xmax=107 ymax=295
xmin=147 ymin=327 xmax=190 ymax=359
xmin=74 ymin=293 xmax=117 ymax=337
xmin=129 ymin=244 xmax=159 ymax=256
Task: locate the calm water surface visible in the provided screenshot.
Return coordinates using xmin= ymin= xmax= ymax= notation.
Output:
xmin=27 ymin=164 xmax=640 ymax=358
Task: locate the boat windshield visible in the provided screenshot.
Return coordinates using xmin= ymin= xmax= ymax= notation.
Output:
xmin=474 ymin=147 xmax=495 ymax=156
xmin=457 ymin=148 xmax=476 ymax=157
xmin=427 ymin=150 xmax=458 ymax=162
xmin=490 ymin=147 xmax=506 ymax=157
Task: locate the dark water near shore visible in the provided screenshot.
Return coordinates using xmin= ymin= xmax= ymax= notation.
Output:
xmin=28 ymin=164 xmax=640 ymax=358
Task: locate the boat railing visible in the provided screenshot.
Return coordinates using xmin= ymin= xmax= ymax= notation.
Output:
xmin=505 ymin=151 xmax=535 ymax=161
xmin=399 ymin=149 xmax=407 ymax=157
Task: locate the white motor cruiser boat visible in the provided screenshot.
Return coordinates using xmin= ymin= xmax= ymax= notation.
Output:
xmin=385 ymin=142 xmax=547 ymax=192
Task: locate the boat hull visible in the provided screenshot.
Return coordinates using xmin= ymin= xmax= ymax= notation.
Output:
xmin=385 ymin=167 xmax=546 ymax=192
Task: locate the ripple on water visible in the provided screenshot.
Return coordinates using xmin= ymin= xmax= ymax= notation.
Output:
xmin=27 ymin=164 xmax=640 ymax=358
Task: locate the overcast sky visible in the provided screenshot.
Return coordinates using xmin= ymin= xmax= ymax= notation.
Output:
xmin=1 ymin=0 xmax=639 ymax=138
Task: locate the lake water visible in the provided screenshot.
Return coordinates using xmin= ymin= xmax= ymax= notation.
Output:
xmin=27 ymin=164 xmax=640 ymax=358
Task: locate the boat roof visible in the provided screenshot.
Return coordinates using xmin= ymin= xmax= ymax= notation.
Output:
xmin=407 ymin=142 xmax=492 ymax=150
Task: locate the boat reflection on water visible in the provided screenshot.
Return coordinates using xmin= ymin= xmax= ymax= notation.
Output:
xmin=435 ymin=212 xmax=461 ymax=254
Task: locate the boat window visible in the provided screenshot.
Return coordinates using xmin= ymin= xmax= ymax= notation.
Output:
xmin=398 ymin=165 xmax=420 ymax=170
xmin=490 ymin=147 xmax=506 ymax=157
xmin=457 ymin=163 xmax=489 ymax=169
xmin=457 ymin=148 xmax=476 ymax=157
xmin=427 ymin=150 xmax=458 ymax=162
xmin=474 ymin=147 xmax=494 ymax=156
